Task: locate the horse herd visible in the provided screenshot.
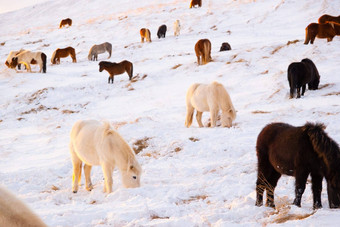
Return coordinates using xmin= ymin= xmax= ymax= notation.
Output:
xmin=2 ymin=4 xmax=340 ymax=227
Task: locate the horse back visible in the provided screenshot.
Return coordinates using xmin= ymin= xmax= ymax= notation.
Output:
xmin=288 ymin=62 xmax=310 ymax=86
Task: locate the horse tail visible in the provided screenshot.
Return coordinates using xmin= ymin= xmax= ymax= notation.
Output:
xmin=129 ymin=62 xmax=133 ymax=80
xmin=41 ymin=52 xmax=47 ymax=73
xmin=147 ymin=29 xmax=151 ymax=42
xmin=203 ymin=40 xmax=210 ymax=64
xmin=304 ymin=26 xmax=310 ymax=44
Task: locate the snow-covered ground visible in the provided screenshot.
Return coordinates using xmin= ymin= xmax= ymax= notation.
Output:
xmin=1 ymin=0 xmax=340 ymax=226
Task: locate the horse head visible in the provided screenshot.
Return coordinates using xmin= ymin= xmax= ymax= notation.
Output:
xmin=10 ymin=57 xmax=18 ymax=68
xmin=98 ymin=62 xmax=104 ymax=72
xmin=121 ymin=160 xmax=141 ymax=188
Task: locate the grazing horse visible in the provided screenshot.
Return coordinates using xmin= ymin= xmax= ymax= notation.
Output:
xmin=0 ymin=185 xmax=47 ymax=227
xmin=59 ymin=18 xmax=72 ymax=28
xmin=287 ymin=58 xmax=320 ymax=99
xmin=140 ymin=28 xmax=152 ymax=43
xmin=69 ymin=120 xmax=142 ymax=193
xmin=51 ymin=47 xmax=77 ymax=64
xmin=99 ymin=60 xmax=133 ymax=83
xmin=173 ymin=20 xmax=181 ymax=36
xmin=190 ymin=0 xmax=202 ymax=8
xmin=185 ymin=81 xmax=236 ymax=128
xmin=318 ymin=14 xmax=340 ymax=24
xmin=255 ymin=122 xmax=340 ymax=209
xmin=220 ymin=42 xmax=232 ymax=51
xmin=88 ymin=42 xmax=112 ymax=61
xmin=304 ymin=22 xmax=339 ymax=44
xmin=195 ymin=39 xmax=212 ymax=65
xmin=10 ymin=50 xmax=47 ymax=73
xmin=5 ymin=49 xmax=26 ymax=69
xmin=157 ymin=24 xmax=167 ymax=39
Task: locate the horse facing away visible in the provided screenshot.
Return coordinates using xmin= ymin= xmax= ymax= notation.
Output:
xmin=174 ymin=20 xmax=181 ymax=36
xmin=318 ymin=14 xmax=340 ymax=24
xmin=51 ymin=47 xmax=77 ymax=64
xmin=287 ymin=58 xmax=320 ymax=99
xmin=304 ymin=22 xmax=339 ymax=44
xmin=69 ymin=120 xmax=142 ymax=193
xmin=140 ymin=28 xmax=152 ymax=43
xmin=10 ymin=50 xmax=47 ymax=73
xmin=88 ymin=42 xmax=112 ymax=61
xmin=255 ymin=122 xmax=340 ymax=209
xmin=59 ymin=18 xmax=72 ymax=28
xmin=195 ymin=39 xmax=212 ymax=65
xmin=0 ymin=185 xmax=47 ymax=227
xmin=157 ymin=24 xmax=167 ymax=39
xmin=185 ymin=81 xmax=236 ymax=128
xmin=99 ymin=60 xmax=133 ymax=83
xmin=190 ymin=0 xmax=202 ymax=8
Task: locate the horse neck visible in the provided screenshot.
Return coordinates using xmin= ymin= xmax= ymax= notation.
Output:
xmin=108 ymin=136 xmax=135 ymax=171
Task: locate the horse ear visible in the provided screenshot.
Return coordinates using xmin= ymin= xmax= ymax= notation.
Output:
xmin=130 ymin=165 xmax=134 ymax=170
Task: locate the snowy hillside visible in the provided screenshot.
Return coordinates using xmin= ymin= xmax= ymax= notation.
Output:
xmin=1 ymin=0 xmax=340 ymax=226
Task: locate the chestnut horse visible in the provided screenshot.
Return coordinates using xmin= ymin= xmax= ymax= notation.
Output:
xmin=195 ymin=39 xmax=212 ymax=65
xmin=99 ymin=60 xmax=133 ymax=83
xmin=255 ymin=122 xmax=340 ymax=209
xmin=140 ymin=28 xmax=152 ymax=43
xmin=59 ymin=18 xmax=72 ymax=28
xmin=190 ymin=0 xmax=202 ymax=8
xmin=318 ymin=14 xmax=340 ymax=24
xmin=51 ymin=47 xmax=76 ymax=64
xmin=304 ymin=22 xmax=340 ymax=44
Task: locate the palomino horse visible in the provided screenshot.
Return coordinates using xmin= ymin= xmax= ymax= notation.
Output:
xmin=157 ymin=24 xmax=167 ymax=39
xmin=304 ymin=22 xmax=339 ymax=44
xmin=0 ymin=185 xmax=47 ymax=227
xmin=195 ymin=39 xmax=212 ymax=65
xmin=88 ymin=42 xmax=112 ymax=61
xmin=255 ymin=122 xmax=340 ymax=209
xmin=51 ymin=47 xmax=77 ymax=64
xmin=5 ymin=49 xmax=26 ymax=69
xmin=10 ymin=50 xmax=47 ymax=73
xmin=318 ymin=14 xmax=340 ymax=24
xmin=69 ymin=120 xmax=142 ymax=193
xmin=99 ymin=60 xmax=133 ymax=83
xmin=190 ymin=0 xmax=202 ymax=8
xmin=174 ymin=20 xmax=181 ymax=36
xmin=59 ymin=18 xmax=72 ymax=28
xmin=140 ymin=28 xmax=152 ymax=43
xmin=185 ymin=81 xmax=236 ymax=128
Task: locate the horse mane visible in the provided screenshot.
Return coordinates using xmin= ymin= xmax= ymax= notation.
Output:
xmin=303 ymin=122 xmax=340 ymax=174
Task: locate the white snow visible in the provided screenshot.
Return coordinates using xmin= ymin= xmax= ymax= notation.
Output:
xmin=1 ymin=0 xmax=340 ymax=226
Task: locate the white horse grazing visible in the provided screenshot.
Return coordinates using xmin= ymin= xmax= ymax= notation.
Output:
xmin=174 ymin=20 xmax=181 ymax=36
xmin=69 ymin=120 xmax=142 ymax=193
xmin=0 ymin=185 xmax=47 ymax=227
xmin=9 ymin=50 xmax=47 ymax=73
xmin=185 ymin=81 xmax=236 ymax=128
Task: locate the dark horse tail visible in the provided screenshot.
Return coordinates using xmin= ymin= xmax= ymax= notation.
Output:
xmin=130 ymin=63 xmax=133 ymax=80
xmin=41 ymin=52 xmax=47 ymax=73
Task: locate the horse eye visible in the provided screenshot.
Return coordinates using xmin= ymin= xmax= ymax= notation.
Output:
xmin=133 ymin=176 xmax=137 ymax=179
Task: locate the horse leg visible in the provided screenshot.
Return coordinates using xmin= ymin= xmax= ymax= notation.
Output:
xmin=311 ymin=172 xmax=323 ymax=209
xmin=296 ymin=87 xmax=301 ymax=99
xmin=101 ymin=163 xmax=113 ymax=193
xmin=84 ymin=164 xmax=93 ymax=191
xmin=293 ymin=171 xmax=309 ymax=207
xmin=301 ymin=84 xmax=306 ymax=96
xmin=310 ymin=35 xmax=316 ymax=44
xmin=196 ymin=111 xmax=204 ymax=127
xmin=209 ymin=108 xmax=218 ymax=128
xmin=265 ymin=170 xmax=281 ymax=208
xmin=141 ymin=37 xmax=144 ymax=43
xmin=71 ymin=159 xmax=82 ymax=193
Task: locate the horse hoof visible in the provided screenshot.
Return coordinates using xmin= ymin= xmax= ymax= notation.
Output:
xmin=73 ymin=190 xmax=77 ymax=193
xmin=255 ymin=201 xmax=263 ymax=207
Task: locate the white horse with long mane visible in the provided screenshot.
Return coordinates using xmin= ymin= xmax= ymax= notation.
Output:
xmin=185 ymin=81 xmax=236 ymax=128
xmin=69 ymin=120 xmax=142 ymax=193
xmin=9 ymin=50 xmax=47 ymax=73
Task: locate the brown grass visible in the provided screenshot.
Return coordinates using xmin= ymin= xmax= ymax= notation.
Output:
xmin=252 ymin=110 xmax=271 ymax=114
xmin=323 ymin=91 xmax=340 ymax=96
xmin=268 ymin=88 xmax=281 ymax=99
xmin=150 ymin=214 xmax=170 ymax=220
xmin=286 ymin=39 xmax=299 ymax=45
xmin=319 ymin=83 xmax=334 ymax=89
xmin=25 ymin=39 xmax=43 ymax=45
xmin=62 ymin=109 xmax=79 ymax=114
xmin=171 ymin=64 xmax=182 ymax=69
xmin=260 ymin=70 xmax=269 ymax=75
xmin=28 ymin=88 xmax=52 ymax=104
xmin=132 ymin=137 xmax=151 ymax=154
xmin=176 ymin=195 xmax=208 ymax=205
xmin=21 ymin=105 xmax=58 ymax=115
xmin=1 ymin=42 xmax=5 ymax=46
xmin=189 ymin=137 xmax=199 ymax=142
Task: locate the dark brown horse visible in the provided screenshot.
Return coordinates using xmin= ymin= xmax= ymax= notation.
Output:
xmin=318 ymin=14 xmax=340 ymax=24
xmin=190 ymin=0 xmax=202 ymax=8
xmin=99 ymin=60 xmax=133 ymax=83
xmin=51 ymin=47 xmax=76 ymax=64
xmin=59 ymin=18 xmax=72 ymax=28
xmin=304 ymin=22 xmax=340 ymax=44
xmin=195 ymin=39 xmax=212 ymax=65
xmin=255 ymin=122 xmax=340 ymax=209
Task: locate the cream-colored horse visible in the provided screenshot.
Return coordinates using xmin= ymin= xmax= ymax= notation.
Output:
xmin=173 ymin=20 xmax=181 ymax=36
xmin=69 ymin=120 xmax=142 ymax=193
xmin=0 ymin=185 xmax=47 ymax=227
xmin=185 ymin=81 xmax=236 ymax=128
xmin=5 ymin=49 xmax=26 ymax=68
xmin=9 ymin=50 xmax=47 ymax=73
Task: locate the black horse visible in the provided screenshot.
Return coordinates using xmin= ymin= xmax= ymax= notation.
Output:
xmin=220 ymin=42 xmax=232 ymax=51
xmin=157 ymin=24 xmax=167 ymax=39
xmin=287 ymin=58 xmax=320 ymax=98
xmin=255 ymin=122 xmax=340 ymax=209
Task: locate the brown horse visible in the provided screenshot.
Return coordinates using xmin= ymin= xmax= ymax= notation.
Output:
xmin=99 ymin=60 xmax=133 ymax=83
xmin=59 ymin=18 xmax=72 ymax=28
xmin=190 ymin=0 xmax=202 ymax=8
xmin=51 ymin=47 xmax=76 ymax=64
xmin=318 ymin=14 xmax=340 ymax=24
xmin=304 ymin=22 xmax=339 ymax=44
xmin=140 ymin=28 xmax=152 ymax=43
xmin=195 ymin=39 xmax=212 ymax=65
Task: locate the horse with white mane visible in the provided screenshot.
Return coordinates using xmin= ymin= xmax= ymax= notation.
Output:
xmin=9 ymin=50 xmax=47 ymax=73
xmin=185 ymin=81 xmax=236 ymax=128
xmin=69 ymin=120 xmax=142 ymax=193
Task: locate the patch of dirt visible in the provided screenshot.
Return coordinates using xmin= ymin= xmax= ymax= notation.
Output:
xmin=25 ymin=39 xmax=43 ymax=45
xmin=319 ymin=83 xmax=334 ymax=89
xmin=171 ymin=64 xmax=182 ymax=69
xmin=62 ymin=109 xmax=79 ymax=114
xmin=189 ymin=137 xmax=199 ymax=142
xmin=132 ymin=137 xmax=151 ymax=154
xmin=286 ymin=39 xmax=299 ymax=45
xmin=150 ymin=214 xmax=169 ymax=220
xmin=1 ymin=42 xmax=5 ymax=46
xmin=260 ymin=70 xmax=269 ymax=74
xmin=210 ymin=25 xmax=217 ymax=31
xmin=21 ymin=105 xmax=58 ymax=115
xmin=252 ymin=110 xmax=271 ymax=114
xmin=176 ymin=195 xmax=208 ymax=205
xmin=27 ymin=87 xmax=53 ymax=104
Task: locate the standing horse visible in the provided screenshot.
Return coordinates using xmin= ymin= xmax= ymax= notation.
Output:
xmin=185 ymin=81 xmax=236 ymax=128
xmin=304 ymin=22 xmax=338 ymax=44
xmin=220 ymin=42 xmax=232 ymax=51
xmin=99 ymin=60 xmax=133 ymax=83
xmin=10 ymin=50 xmax=47 ymax=73
xmin=287 ymin=58 xmax=320 ymax=99
xmin=255 ymin=122 xmax=340 ymax=209
xmin=157 ymin=24 xmax=167 ymax=39
xmin=88 ymin=42 xmax=112 ymax=61
xmin=59 ymin=18 xmax=72 ymax=28
xmin=318 ymin=14 xmax=340 ymax=24
xmin=190 ymin=0 xmax=202 ymax=8
xmin=195 ymin=39 xmax=212 ymax=65
xmin=51 ymin=47 xmax=77 ymax=64
xmin=70 ymin=120 xmax=142 ymax=193
xmin=140 ymin=28 xmax=152 ymax=43
xmin=174 ymin=20 xmax=181 ymax=36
